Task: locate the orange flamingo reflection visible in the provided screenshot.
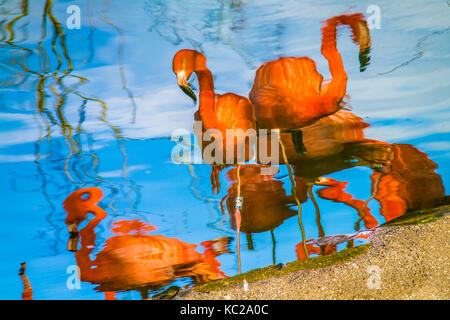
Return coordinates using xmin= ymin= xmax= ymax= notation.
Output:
xmin=250 ymin=13 xmax=371 ymax=153
xmin=296 ymin=240 xmax=337 ymax=261
xmin=310 ymin=140 xmax=447 ymax=226
xmin=271 ymin=110 xmax=446 ymax=256
xmin=63 ymin=187 xmax=230 ymax=299
xmin=315 ymin=177 xmax=379 ymax=230
xmin=292 ymin=139 xmax=446 ymax=234
xmin=172 ymin=49 xmax=256 ymax=194
xmin=296 ymin=231 xmax=373 ymax=260
xmin=19 ymin=263 xmax=33 ymax=300
xmin=257 ymin=109 xmax=376 ymax=256
xmin=173 ymin=50 xmax=256 ymax=262
xmin=222 ymin=165 xmax=304 ymax=235
xmin=258 ymin=110 xmax=370 ymax=166
xmin=221 ymin=164 xmax=305 ymax=267
xmin=370 ymin=143 xmax=447 ymax=222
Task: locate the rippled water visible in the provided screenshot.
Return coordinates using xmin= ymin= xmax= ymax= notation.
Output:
xmin=0 ymin=0 xmax=449 ymax=299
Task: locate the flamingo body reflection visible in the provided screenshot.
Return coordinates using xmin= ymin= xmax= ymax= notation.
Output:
xmin=64 ymin=187 xmax=229 ymax=299
xmin=249 ymin=14 xmax=371 ymax=138
xmin=222 ymin=165 xmax=303 ymax=234
xmin=172 ymin=49 xmax=256 ymax=194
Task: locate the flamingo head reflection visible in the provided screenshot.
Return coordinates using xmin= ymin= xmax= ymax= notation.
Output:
xmin=63 ymin=187 xmax=106 ymax=252
xmin=172 ymin=49 xmax=208 ymax=104
xmin=314 ymin=176 xmax=334 ymax=186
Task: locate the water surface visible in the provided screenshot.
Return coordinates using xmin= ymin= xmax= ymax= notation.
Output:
xmin=0 ymin=0 xmax=449 ymax=299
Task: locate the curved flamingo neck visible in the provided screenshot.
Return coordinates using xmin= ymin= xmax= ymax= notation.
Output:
xmin=75 ymin=208 xmax=107 ymax=281
xmin=320 ymin=15 xmax=360 ymax=104
xmin=79 ymin=210 xmax=106 ymax=248
xmin=195 ymin=69 xmax=216 ymax=126
xmin=321 ymin=18 xmax=345 ymax=75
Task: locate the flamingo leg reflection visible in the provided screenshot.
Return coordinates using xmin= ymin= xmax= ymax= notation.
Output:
xmin=355 ymin=171 xmax=385 ymax=231
xmin=308 ymin=185 xmax=326 ymax=255
xmin=270 ymin=229 xmax=276 ymax=266
xmin=235 ymin=164 xmax=242 ymax=274
xmin=290 ymin=130 xmax=307 ymax=154
xmin=279 ymin=135 xmax=308 ymax=258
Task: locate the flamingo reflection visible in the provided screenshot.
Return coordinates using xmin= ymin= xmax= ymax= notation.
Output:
xmin=19 ymin=263 xmax=33 ymax=300
xmin=287 ymin=111 xmax=445 ymax=225
xmin=265 ymin=109 xmax=447 ymax=256
xmin=315 ymin=177 xmax=379 ymax=230
xmin=296 ymin=240 xmax=336 ymax=261
xmin=259 ymin=109 xmax=376 ymax=257
xmin=259 ymin=109 xmax=371 ymax=166
xmin=221 ymin=164 xmax=306 ymax=267
xmin=250 ymin=13 xmax=371 ymax=153
xmin=310 ymin=141 xmax=447 ymax=227
xmin=248 ymin=13 xmax=372 ymax=255
xmin=370 ymin=143 xmax=447 ymax=222
xmin=63 ymin=187 xmax=230 ymax=299
xmin=296 ymin=232 xmax=373 ymax=260
xmin=172 ymin=49 xmax=256 ymax=194
xmin=172 ymin=50 xmax=256 ymax=266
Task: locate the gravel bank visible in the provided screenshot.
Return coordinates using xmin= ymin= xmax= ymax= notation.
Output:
xmin=184 ymin=215 xmax=449 ymax=300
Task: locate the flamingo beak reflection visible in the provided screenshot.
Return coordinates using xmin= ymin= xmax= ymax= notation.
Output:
xmin=177 ymin=71 xmax=197 ymax=104
xmin=67 ymin=223 xmax=79 ymax=252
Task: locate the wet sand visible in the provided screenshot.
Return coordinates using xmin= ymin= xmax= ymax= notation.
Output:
xmin=184 ymin=215 xmax=449 ymax=300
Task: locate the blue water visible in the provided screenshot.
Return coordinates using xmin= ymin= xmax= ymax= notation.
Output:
xmin=0 ymin=0 xmax=449 ymax=299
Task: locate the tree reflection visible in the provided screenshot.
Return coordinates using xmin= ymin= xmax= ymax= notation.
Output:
xmin=145 ymin=0 xmax=285 ymax=68
xmin=0 ymin=0 xmax=141 ymax=253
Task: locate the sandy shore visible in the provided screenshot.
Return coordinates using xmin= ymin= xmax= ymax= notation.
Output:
xmin=184 ymin=215 xmax=449 ymax=300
